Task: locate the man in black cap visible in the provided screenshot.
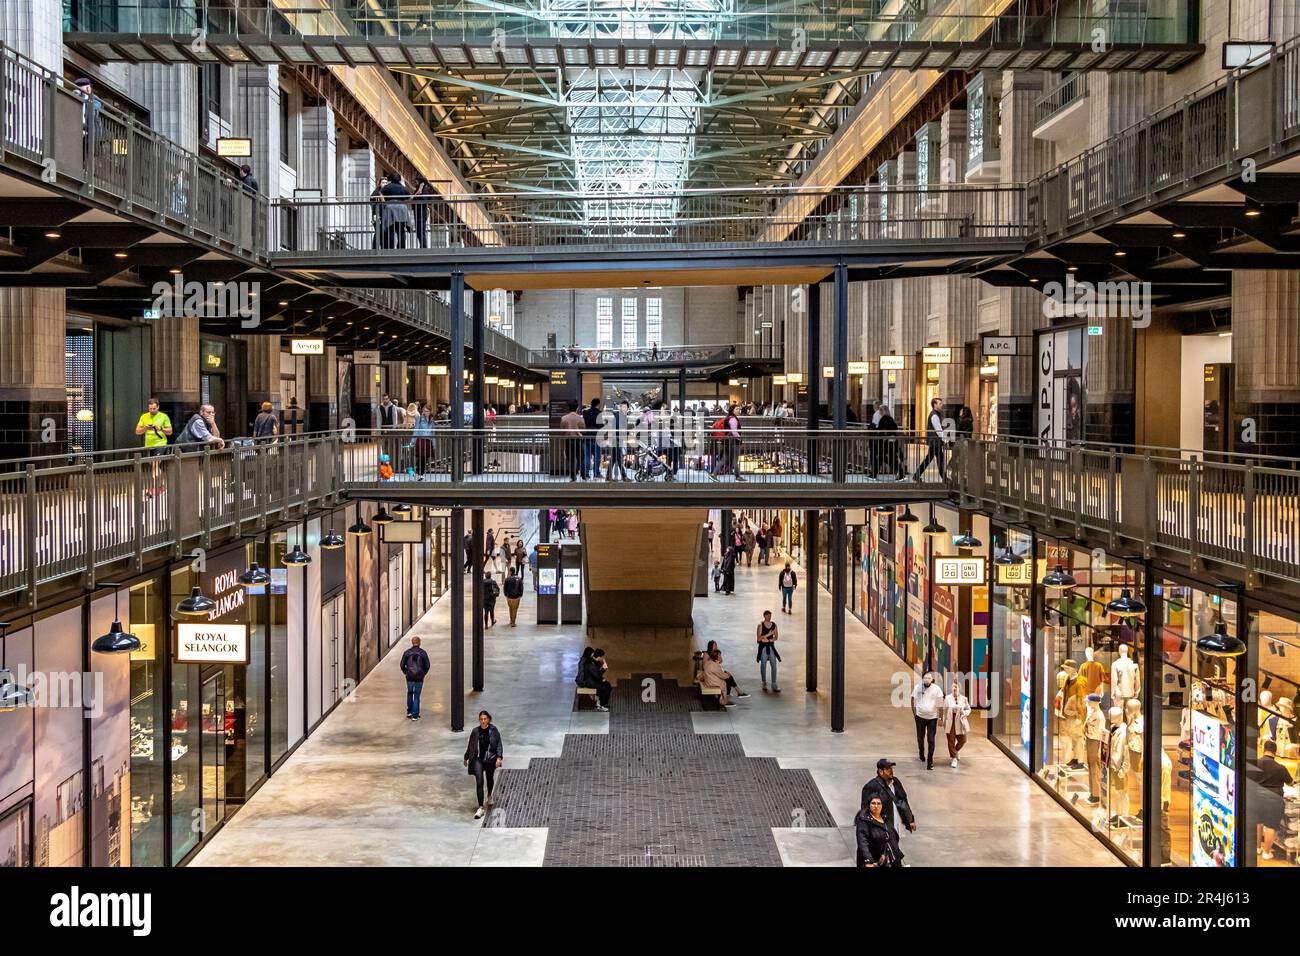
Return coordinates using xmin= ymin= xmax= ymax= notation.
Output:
xmin=860 ymin=758 xmax=917 ymax=843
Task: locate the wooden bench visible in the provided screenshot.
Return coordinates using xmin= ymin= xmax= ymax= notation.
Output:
xmin=575 ymin=686 xmax=597 ymax=709
xmin=696 ymin=681 xmax=723 ymax=708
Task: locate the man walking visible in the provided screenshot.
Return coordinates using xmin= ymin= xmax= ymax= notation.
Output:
xmin=912 ymin=397 xmax=950 ymax=481
xmin=911 ymin=671 xmax=945 ymax=770
xmin=559 ymin=400 xmax=586 ymax=480
xmin=399 ymin=636 xmax=431 ymax=719
xmin=602 ymin=400 xmax=631 ymax=481
xmin=582 ymin=397 xmax=603 ymax=479
xmin=778 ymin=561 xmax=797 ymax=614
xmin=252 ymin=400 xmax=279 ymax=441
xmin=464 ymin=710 xmax=503 ymax=819
xmin=503 ymin=567 xmax=524 ymax=626
xmin=482 ymin=570 xmax=500 ymax=627
xmin=860 ymin=758 xmax=917 ymax=845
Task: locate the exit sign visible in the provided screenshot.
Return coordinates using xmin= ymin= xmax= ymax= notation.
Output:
xmin=1087 ymin=325 xmax=1103 ymax=336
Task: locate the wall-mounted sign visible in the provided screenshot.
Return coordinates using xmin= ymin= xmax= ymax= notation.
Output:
xmin=879 ymin=354 xmax=906 ymax=370
xmin=484 ymin=375 xmax=499 ymax=385
xmin=922 ymin=346 xmax=952 ymax=364
xmin=934 ymin=556 xmax=987 ymax=586
xmin=1223 ymin=40 xmax=1274 ymax=69
xmin=785 ymin=372 xmax=803 ymax=383
xmin=995 ymin=560 xmax=1034 ymax=586
xmin=427 ymin=365 xmax=448 ymax=375
xmin=142 ymin=308 xmax=160 ymax=320
xmin=550 ymin=369 xmax=569 ymax=385
xmin=772 ymin=374 xmax=788 ymax=386
xmin=215 ymin=137 xmax=253 ymax=158
xmin=982 ymin=335 xmax=1019 ymax=357
xmin=293 ymin=187 xmax=322 ymax=200
xmin=130 ymin=623 xmax=156 ymax=662
xmin=848 ymin=361 xmax=870 ymax=375
xmin=760 ymin=321 xmax=773 ymax=329
xmin=353 ymin=349 xmax=381 ymax=365
xmin=382 ymin=521 xmax=424 ymax=543
xmin=1087 ymin=325 xmax=1104 ymax=336
xmin=822 ymin=366 xmax=834 ymax=378
xmin=291 ymin=338 xmax=325 ymax=356
xmin=176 ymin=622 xmax=250 ymax=665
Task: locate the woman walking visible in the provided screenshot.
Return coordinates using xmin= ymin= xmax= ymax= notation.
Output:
xmin=855 ymin=796 xmax=903 ymax=868
xmin=943 ymin=677 xmax=973 ymax=767
xmin=756 ymin=610 xmax=781 ymax=692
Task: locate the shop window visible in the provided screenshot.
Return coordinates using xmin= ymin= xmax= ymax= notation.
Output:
xmin=1248 ymin=608 xmax=1298 ymax=867
xmin=0 ymin=802 xmax=32 ymax=866
xmin=1036 ymin=540 xmax=1145 ymax=864
xmin=990 ymin=527 xmax=1033 ymax=767
xmin=1154 ymin=581 xmax=1238 ymax=867
xmin=169 ymin=566 xmax=201 ymax=864
xmin=128 ymin=579 xmax=166 ymax=867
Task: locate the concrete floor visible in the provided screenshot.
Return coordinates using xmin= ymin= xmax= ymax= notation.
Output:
xmin=193 ymin=540 xmax=1121 ymax=868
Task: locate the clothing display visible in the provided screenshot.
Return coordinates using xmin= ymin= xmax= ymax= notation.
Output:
xmin=1079 ymin=657 xmax=1106 ymax=696
xmin=1084 ymin=699 xmax=1106 ymax=802
xmin=1111 ymin=649 xmax=1140 ymax=702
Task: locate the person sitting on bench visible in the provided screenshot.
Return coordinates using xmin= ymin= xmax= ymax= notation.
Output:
xmin=700 ymin=644 xmax=748 ymax=706
xmin=575 ymin=646 xmax=612 ymax=711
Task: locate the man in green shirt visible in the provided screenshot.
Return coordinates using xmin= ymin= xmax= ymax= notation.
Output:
xmin=135 ymin=398 xmax=172 ymax=448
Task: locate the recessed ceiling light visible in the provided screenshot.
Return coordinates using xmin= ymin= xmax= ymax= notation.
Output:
xmin=113 ymin=251 xmax=128 ymax=259
xmin=1114 ymin=250 xmax=1126 ymax=257
xmin=169 ymin=267 xmax=181 ymax=274
xmin=1172 ymin=230 xmax=1186 ymax=239
xmin=44 ymin=230 xmax=61 ymax=239
xmin=279 ymin=300 xmax=289 ymax=306
xmin=1067 ymin=265 xmax=1078 ymax=272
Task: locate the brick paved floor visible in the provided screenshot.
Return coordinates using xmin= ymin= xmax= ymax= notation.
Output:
xmin=486 ymin=673 xmax=835 ymax=866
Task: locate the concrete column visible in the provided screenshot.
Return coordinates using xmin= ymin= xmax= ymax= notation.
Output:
xmin=934 ymin=107 xmax=978 ymax=409
xmin=300 ymin=102 xmax=337 ymax=199
xmin=235 ymin=333 xmax=281 ymax=432
xmin=0 ymin=290 xmax=66 ymax=458
xmin=472 ymin=509 xmax=484 ymax=693
xmin=128 ymin=65 xmax=200 ymax=154
xmin=306 ymin=345 xmax=337 ymax=431
xmin=1231 ymin=270 xmax=1300 ymax=458
xmin=450 ymin=506 xmax=465 ymax=732
xmin=0 ymin=0 xmax=61 ymax=72
xmin=340 ymin=143 xmax=376 ymax=237
xmin=830 ymin=507 xmax=846 ymax=733
xmin=805 ymin=508 xmax=818 ymax=693
xmin=381 ymin=361 xmax=407 ymax=405
xmin=231 ymin=65 xmax=282 ymax=198
xmin=151 ymin=314 xmax=201 ymax=428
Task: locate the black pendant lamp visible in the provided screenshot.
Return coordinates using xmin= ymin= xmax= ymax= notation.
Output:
xmin=392 ymin=503 xmax=413 ymax=515
xmin=238 ymin=562 xmax=270 ymax=587
xmin=953 ymin=531 xmax=982 ymax=550
xmin=348 ymin=517 xmax=373 ymax=537
xmin=921 ymin=507 xmax=947 ymax=537
xmin=373 ymin=507 xmax=394 ymax=526
xmin=175 ymin=585 xmax=217 ymax=617
xmin=1105 ymin=588 xmax=1146 ymax=615
xmin=1198 ymin=620 xmax=1246 ymax=658
xmin=283 ymin=544 xmax=312 ymax=566
xmin=896 ymin=506 xmax=919 ymax=524
xmin=320 ymin=529 xmax=346 ymax=550
xmin=874 ymin=503 xmax=894 ymax=514
xmin=993 ymin=541 xmax=1025 ymax=566
xmin=92 ymin=619 xmax=141 ymax=654
xmin=1042 ymin=563 xmax=1077 ymax=589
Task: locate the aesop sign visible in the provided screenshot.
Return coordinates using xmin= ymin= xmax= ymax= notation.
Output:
xmin=176 ymin=622 xmax=250 ymax=664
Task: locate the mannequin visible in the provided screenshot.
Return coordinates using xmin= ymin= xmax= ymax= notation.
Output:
xmin=1079 ymin=645 xmax=1106 ymax=696
xmin=1108 ymin=706 xmax=1129 ymax=821
xmin=1260 ymin=690 xmax=1276 ymax=741
xmin=1084 ymin=693 xmax=1106 ymax=803
xmin=1055 ymin=660 xmax=1086 ymax=769
xmin=1125 ymin=698 xmax=1144 ymax=819
xmin=1111 ymin=643 xmax=1140 ymax=708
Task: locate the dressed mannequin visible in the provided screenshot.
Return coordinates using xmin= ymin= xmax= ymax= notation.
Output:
xmin=1125 ymin=698 xmax=1144 ymax=819
xmin=1260 ymin=690 xmax=1276 ymax=741
xmin=1111 ymin=643 xmax=1140 ymax=708
xmin=1107 ymin=706 xmax=1129 ymax=820
xmin=1079 ymin=645 xmax=1106 ymax=696
xmin=1055 ymin=660 xmax=1087 ymax=769
xmin=1084 ymin=693 xmax=1106 ymax=804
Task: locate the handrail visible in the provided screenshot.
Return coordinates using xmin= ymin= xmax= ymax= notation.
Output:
xmin=1034 ymin=72 xmax=1087 ymax=127
xmin=529 ymin=344 xmax=782 ymax=366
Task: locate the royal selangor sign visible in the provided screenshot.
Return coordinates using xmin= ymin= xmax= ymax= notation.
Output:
xmin=176 ymin=622 xmax=250 ymax=665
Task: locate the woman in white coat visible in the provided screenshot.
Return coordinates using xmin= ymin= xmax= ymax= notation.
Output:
xmin=943 ymin=678 xmax=973 ymax=768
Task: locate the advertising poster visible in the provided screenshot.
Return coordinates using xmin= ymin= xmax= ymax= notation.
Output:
xmin=931 ymin=584 xmax=955 ymax=678
xmin=1020 ymin=615 xmax=1033 ymax=752
xmin=538 ymin=568 xmax=557 ymax=596
xmin=1192 ymin=781 xmax=1236 ymax=867
xmin=906 ymin=523 xmax=928 ymax=669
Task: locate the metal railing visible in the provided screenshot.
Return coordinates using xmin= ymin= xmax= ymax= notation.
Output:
xmin=953 ymin=438 xmax=1300 ymax=590
xmin=1034 ymin=72 xmax=1087 ymax=128
xmin=1026 ymin=32 xmax=1300 ymax=246
xmin=267 ymin=184 xmax=1032 ymax=256
xmin=528 ymin=343 xmax=780 ymax=367
xmin=0 ymin=41 xmax=265 ymax=259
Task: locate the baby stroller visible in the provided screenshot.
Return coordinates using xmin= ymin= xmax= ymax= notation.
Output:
xmin=633 ymin=445 xmax=676 ymax=482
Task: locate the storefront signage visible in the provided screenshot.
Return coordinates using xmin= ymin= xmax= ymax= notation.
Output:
xmin=847 ymin=361 xmax=870 ymax=375
xmin=784 ymin=372 xmax=803 ymax=383
xmin=772 ymin=375 xmax=787 ymax=386
xmin=982 ymin=335 xmax=1019 ymax=356
xmin=427 ymin=365 xmax=448 ymax=375
xmin=130 ymin=623 xmax=156 ymax=662
xmin=215 ymin=136 xmax=253 ymax=158
xmin=933 ymin=556 xmax=986 ymax=586
xmin=176 ymin=622 xmax=250 ymax=664
xmin=921 ymin=347 xmax=952 ymax=364
xmin=878 ymin=354 xmax=906 ymax=370
xmin=353 ymin=350 xmax=381 ymax=365
xmin=822 ymin=366 xmax=834 ymax=378
xmin=382 ymin=521 xmax=424 ymax=543
xmin=995 ymin=561 xmax=1033 ymax=586
xmin=291 ymin=338 xmax=325 ymax=356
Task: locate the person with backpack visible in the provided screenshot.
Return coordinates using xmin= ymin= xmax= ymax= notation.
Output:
xmin=463 ymin=710 xmax=503 ymax=819
xmin=399 ymin=636 xmax=431 ymax=719
xmin=252 ymin=401 xmax=279 ymax=442
xmin=175 ymin=404 xmax=225 ymax=449
xmin=778 ymin=561 xmax=797 ymax=614
xmin=481 ymin=570 xmax=500 ymax=627
xmin=503 ymin=567 xmax=524 ymax=626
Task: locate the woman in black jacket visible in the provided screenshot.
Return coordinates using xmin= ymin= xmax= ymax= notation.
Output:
xmin=575 ymin=647 xmax=612 ymax=711
xmin=855 ymin=797 xmax=903 ymax=867
xmin=464 ymin=710 xmax=504 ymax=819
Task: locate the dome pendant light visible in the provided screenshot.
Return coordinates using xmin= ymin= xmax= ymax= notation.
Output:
xmin=320 ymin=529 xmax=346 ymax=550
xmin=874 ymin=503 xmax=894 ymax=514
xmin=373 ymin=507 xmax=395 ymax=526
xmin=953 ymin=531 xmax=982 ymax=550
xmin=92 ymin=619 xmax=142 ymax=654
xmin=392 ymin=503 xmax=413 ymax=515
xmin=1042 ymin=563 xmax=1077 ymax=589
xmin=238 ymin=562 xmax=270 ymax=588
xmin=1198 ymin=619 xmax=1246 ymax=658
xmin=175 ymin=585 xmax=217 ymax=617
xmin=897 ymin=506 xmax=919 ymax=525
xmin=348 ymin=517 xmax=373 ymax=537
xmin=283 ymin=544 xmax=312 ymax=566
xmin=922 ymin=507 xmax=947 ymax=537
xmin=1105 ymin=588 xmax=1146 ymax=615
xmin=993 ymin=541 xmax=1025 ymax=566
